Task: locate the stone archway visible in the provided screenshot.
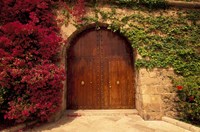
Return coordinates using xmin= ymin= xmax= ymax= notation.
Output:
xmin=59 ymin=23 xmax=175 ymax=121
xmin=65 ymin=25 xmax=136 ymax=109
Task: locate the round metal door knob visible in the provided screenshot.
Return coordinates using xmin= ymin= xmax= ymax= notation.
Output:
xmin=116 ymin=81 xmax=120 ymax=85
xmin=81 ymin=81 xmax=85 ymax=85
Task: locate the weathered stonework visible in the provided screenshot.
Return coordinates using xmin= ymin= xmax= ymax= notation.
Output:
xmin=57 ymin=6 xmax=183 ymax=121
xmin=136 ymin=68 xmax=178 ymax=120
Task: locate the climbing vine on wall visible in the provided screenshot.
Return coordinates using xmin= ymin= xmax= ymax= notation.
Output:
xmin=0 ymin=0 xmax=199 ymax=127
xmin=63 ymin=1 xmax=200 ymax=125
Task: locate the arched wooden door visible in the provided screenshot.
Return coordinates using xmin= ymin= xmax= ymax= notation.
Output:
xmin=67 ymin=28 xmax=135 ymax=109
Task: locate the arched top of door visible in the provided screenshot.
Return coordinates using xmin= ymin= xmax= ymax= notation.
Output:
xmin=65 ymin=23 xmax=132 ymax=50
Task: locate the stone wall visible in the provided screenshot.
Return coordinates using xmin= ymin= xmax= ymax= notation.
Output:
xmin=136 ymin=68 xmax=178 ymax=120
xmin=58 ymin=5 xmax=182 ymax=120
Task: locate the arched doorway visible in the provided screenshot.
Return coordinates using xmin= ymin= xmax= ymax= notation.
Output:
xmin=67 ymin=27 xmax=135 ymax=109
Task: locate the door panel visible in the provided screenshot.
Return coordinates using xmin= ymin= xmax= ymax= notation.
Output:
xmin=101 ymin=58 xmax=134 ymax=109
xmin=100 ymin=29 xmax=135 ymax=108
xmin=67 ymin=28 xmax=135 ymax=109
xmin=67 ymin=58 xmax=101 ymax=109
xmin=109 ymin=60 xmax=121 ymax=108
xmin=69 ymin=29 xmax=99 ymax=58
xmin=100 ymin=30 xmax=130 ymax=57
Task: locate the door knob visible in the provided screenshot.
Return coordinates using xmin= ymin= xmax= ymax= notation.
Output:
xmin=81 ymin=81 xmax=85 ymax=85
xmin=116 ymin=81 xmax=120 ymax=85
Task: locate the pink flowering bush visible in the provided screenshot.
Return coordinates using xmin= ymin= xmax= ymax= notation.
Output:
xmin=71 ymin=0 xmax=86 ymax=23
xmin=0 ymin=0 xmax=58 ymax=29
xmin=0 ymin=22 xmax=62 ymax=63
xmin=2 ymin=64 xmax=64 ymax=123
xmin=0 ymin=0 xmax=65 ymax=124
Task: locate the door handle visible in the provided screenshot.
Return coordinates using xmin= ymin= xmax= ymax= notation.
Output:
xmin=81 ymin=81 xmax=85 ymax=85
xmin=116 ymin=81 xmax=120 ymax=85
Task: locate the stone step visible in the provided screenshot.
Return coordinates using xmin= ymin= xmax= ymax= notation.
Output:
xmin=66 ymin=109 xmax=138 ymax=117
xmin=132 ymin=124 xmax=156 ymax=132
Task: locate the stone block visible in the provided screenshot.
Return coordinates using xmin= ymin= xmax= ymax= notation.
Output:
xmin=136 ymin=96 xmax=143 ymax=110
xmin=160 ymin=77 xmax=173 ymax=86
xmin=161 ymin=94 xmax=176 ymax=104
xmin=176 ymin=121 xmax=193 ymax=131
xmin=132 ymin=124 xmax=155 ymax=132
xmin=140 ymin=85 xmax=158 ymax=95
xmin=143 ymin=103 xmax=161 ymax=112
xmin=156 ymin=85 xmax=175 ymax=94
xmin=139 ymin=68 xmax=149 ymax=77
xmin=149 ymin=72 xmax=157 ymax=78
xmin=142 ymin=95 xmax=161 ymax=104
xmin=141 ymin=95 xmax=162 ymax=112
xmin=162 ymin=117 xmax=200 ymax=132
xmin=162 ymin=116 xmax=177 ymax=125
xmin=136 ymin=101 xmax=142 ymax=110
xmin=190 ymin=126 xmax=200 ymax=132
xmin=139 ymin=77 xmax=162 ymax=85
xmin=164 ymin=111 xmax=178 ymax=118
xmin=142 ymin=111 xmax=163 ymax=120
xmin=138 ymin=109 xmax=145 ymax=118
xmin=160 ymin=93 xmax=178 ymax=118
xmin=136 ymin=85 xmax=141 ymax=94
xmin=61 ymin=24 xmax=76 ymax=39
xmin=156 ymin=68 xmax=174 ymax=75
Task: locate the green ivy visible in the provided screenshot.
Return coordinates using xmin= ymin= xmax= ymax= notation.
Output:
xmin=74 ymin=4 xmax=200 ymax=125
xmin=174 ymin=76 xmax=200 ymax=125
xmin=139 ymin=0 xmax=167 ymax=8
xmin=80 ymin=8 xmax=200 ymax=75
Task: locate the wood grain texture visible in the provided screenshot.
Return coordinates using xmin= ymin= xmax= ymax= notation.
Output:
xmin=67 ymin=28 xmax=135 ymax=109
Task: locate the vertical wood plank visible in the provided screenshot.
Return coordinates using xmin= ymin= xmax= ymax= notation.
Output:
xmin=67 ymin=28 xmax=135 ymax=109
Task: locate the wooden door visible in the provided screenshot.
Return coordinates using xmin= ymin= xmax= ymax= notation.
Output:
xmin=67 ymin=28 xmax=135 ymax=109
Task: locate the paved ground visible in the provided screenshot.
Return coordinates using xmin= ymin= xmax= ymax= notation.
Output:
xmin=30 ymin=111 xmax=190 ymax=132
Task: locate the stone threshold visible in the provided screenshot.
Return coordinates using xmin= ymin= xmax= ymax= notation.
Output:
xmin=162 ymin=117 xmax=200 ymax=132
xmin=66 ymin=109 xmax=138 ymax=116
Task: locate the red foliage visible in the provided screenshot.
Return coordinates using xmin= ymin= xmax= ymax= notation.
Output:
xmin=0 ymin=22 xmax=62 ymax=65
xmin=0 ymin=0 xmax=59 ymax=30
xmin=59 ymin=0 xmax=86 ymax=23
xmin=0 ymin=0 xmax=65 ymax=123
xmin=3 ymin=64 xmax=64 ymax=123
xmin=72 ymin=0 xmax=86 ymax=23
